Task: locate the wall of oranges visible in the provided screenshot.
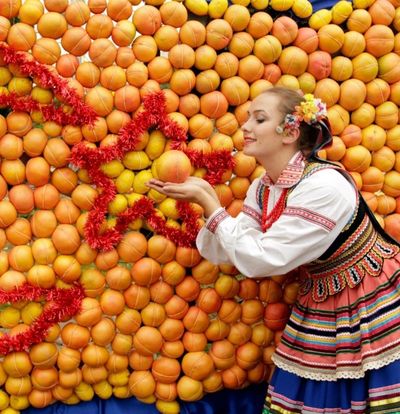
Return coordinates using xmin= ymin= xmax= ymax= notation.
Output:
xmin=0 ymin=0 xmax=399 ymax=413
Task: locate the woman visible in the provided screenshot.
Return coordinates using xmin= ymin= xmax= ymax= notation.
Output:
xmin=147 ymin=87 xmax=400 ymax=413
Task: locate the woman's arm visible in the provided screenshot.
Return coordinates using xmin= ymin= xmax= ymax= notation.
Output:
xmin=196 ymin=177 xmax=264 ymax=265
xmin=197 ymin=169 xmax=357 ymax=278
xmin=147 ymin=176 xmax=265 ymax=266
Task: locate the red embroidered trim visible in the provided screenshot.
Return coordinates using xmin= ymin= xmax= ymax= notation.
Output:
xmin=261 ymin=152 xmax=305 ymax=188
xmin=261 ymin=188 xmax=289 ymax=232
xmin=0 ymin=283 xmax=84 ymax=355
xmin=283 ymin=207 xmax=336 ymax=231
xmin=242 ymin=205 xmax=262 ymax=224
xmin=206 ymin=209 xmax=229 ymax=233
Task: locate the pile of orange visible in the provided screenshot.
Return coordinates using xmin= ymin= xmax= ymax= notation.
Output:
xmin=0 ymin=0 xmax=399 ymax=412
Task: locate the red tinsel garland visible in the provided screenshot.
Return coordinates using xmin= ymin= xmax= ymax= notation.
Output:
xmin=0 ymin=283 xmax=84 ymax=355
xmin=0 ymin=92 xmax=96 ymax=127
xmin=0 ymin=44 xmax=234 ymax=251
xmin=71 ymin=91 xmax=235 ymax=251
xmin=0 ymin=43 xmax=97 ymax=126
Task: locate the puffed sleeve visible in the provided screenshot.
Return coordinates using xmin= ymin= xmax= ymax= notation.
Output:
xmin=196 ymin=177 xmax=263 ymax=264
xmin=196 ymin=169 xmax=357 ymax=278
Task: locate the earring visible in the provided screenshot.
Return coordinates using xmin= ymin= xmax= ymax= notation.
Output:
xmin=275 ymin=125 xmax=283 ymax=134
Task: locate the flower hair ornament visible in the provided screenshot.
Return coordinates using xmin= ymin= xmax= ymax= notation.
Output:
xmin=275 ymin=93 xmax=328 ymax=136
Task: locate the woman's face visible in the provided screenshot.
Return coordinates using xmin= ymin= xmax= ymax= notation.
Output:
xmin=241 ymin=93 xmax=285 ymax=162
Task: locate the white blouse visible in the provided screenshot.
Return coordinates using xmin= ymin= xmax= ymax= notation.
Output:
xmin=196 ymin=153 xmax=357 ymax=278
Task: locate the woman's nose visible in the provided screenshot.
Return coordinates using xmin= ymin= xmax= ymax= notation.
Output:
xmin=241 ymin=119 xmax=250 ymax=132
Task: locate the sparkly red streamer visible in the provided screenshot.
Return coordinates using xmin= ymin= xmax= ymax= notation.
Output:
xmin=0 ymin=43 xmax=97 ymax=126
xmin=0 ymin=44 xmax=233 ymax=251
xmin=71 ymin=91 xmax=234 ymax=251
xmin=0 ymin=283 xmax=84 ymax=355
xmin=0 ymin=92 xmax=96 ymax=127
xmin=185 ymin=148 xmax=234 ymax=185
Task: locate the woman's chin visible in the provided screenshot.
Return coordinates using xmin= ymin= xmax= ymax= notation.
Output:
xmin=243 ymin=146 xmax=254 ymax=157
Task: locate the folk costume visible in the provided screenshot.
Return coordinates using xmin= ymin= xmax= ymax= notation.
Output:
xmin=196 ymin=150 xmax=400 ymax=413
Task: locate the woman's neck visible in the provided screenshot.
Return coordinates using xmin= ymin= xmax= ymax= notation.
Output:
xmin=259 ymin=148 xmax=299 ymax=184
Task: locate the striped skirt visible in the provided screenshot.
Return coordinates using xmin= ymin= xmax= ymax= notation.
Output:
xmin=263 ymin=256 xmax=400 ymax=413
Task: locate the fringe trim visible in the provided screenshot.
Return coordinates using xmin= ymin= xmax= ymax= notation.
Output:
xmin=272 ymin=343 xmax=400 ymax=381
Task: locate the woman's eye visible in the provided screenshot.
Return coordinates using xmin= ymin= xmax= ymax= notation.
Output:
xmin=256 ymin=119 xmax=265 ymax=124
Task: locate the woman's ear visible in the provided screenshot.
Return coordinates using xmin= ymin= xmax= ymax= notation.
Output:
xmin=281 ymin=127 xmax=300 ymax=145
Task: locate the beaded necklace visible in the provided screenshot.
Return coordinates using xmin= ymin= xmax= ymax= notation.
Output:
xmin=261 ymin=187 xmax=289 ymax=232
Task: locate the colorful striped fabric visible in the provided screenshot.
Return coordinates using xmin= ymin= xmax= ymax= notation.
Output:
xmin=264 ymin=253 xmax=400 ymax=412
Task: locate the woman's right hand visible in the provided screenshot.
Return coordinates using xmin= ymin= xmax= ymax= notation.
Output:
xmin=146 ymin=177 xmax=221 ymax=217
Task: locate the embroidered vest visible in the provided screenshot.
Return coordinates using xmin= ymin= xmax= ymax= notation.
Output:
xmin=293 ymin=162 xmax=400 ymax=303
